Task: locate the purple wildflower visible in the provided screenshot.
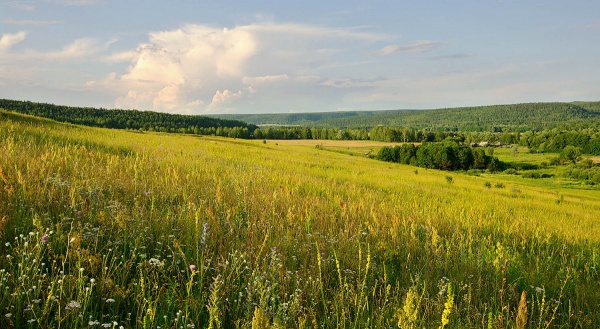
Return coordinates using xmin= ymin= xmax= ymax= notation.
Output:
xmin=189 ymin=265 xmax=196 ymax=271
xmin=41 ymin=235 xmax=48 ymax=243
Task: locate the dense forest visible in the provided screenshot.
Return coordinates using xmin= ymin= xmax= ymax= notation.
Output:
xmin=213 ymin=102 xmax=600 ymax=131
xmin=0 ymin=99 xmax=257 ymax=134
xmin=3 ymin=98 xmax=600 ymax=155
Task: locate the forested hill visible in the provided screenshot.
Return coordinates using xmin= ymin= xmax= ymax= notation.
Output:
xmin=0 ymin=99 xmax=257 ymax=133
xmin=211 ymin=102 xmax=600 ymax=131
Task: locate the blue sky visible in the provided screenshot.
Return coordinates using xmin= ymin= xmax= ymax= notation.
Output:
xmin=1 ymin=0 xmax=599 ymax=114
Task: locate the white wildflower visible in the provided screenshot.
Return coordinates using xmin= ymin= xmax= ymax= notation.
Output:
xmin=66 ymin=300 xmax=81 ymax=309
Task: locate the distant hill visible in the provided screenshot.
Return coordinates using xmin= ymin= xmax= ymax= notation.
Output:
xmin=210 ymin=102 xmax=600 ymax=131
xmin=0 ymin=99 xmax=257 ymax=133
xmin=3 ymin=99 xmax=599 ymax=133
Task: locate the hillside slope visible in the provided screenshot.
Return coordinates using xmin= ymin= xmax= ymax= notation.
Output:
xmin=212 ymin=102 xmax=600 ymax=130
xmin=1 ymin=111 xmax=600 ymax=327
xmin=0 ymin=98 xmax=256 ymax=132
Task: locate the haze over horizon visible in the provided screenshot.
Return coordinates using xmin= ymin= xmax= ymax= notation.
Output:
xmin=1 ymin=0 xmax=599 ymax=115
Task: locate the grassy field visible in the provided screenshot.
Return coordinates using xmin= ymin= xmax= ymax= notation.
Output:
xmin=267 ymin=139 xmax=402 ymax=157
xmin=1 ymin=110 xmax=600 ymax=328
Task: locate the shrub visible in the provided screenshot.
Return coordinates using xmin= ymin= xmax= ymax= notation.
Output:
xmin=522 ymin=172 xmax=541 ymax=179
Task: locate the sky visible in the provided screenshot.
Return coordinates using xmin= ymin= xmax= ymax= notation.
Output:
xmin=0 ymin=0 xmax=599 ymax=114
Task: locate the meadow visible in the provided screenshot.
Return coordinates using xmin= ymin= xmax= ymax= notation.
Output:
xmin=1 ymin=110 xmax=600 ymax=328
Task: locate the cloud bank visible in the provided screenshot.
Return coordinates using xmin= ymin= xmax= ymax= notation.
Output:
xmin=88 ymin=23 xmax=389 ymax=113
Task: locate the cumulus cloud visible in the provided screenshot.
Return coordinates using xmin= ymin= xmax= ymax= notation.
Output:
xmin=0 ymin=31 xmax=27 ymax=51
xmin=106 ymin=24 xmax=258 ymax=112
xmin=91 ymin=22 xmax=389 ymax=113
xmin=208 ymin=89 xmax=244 ymax=111
xmin=378 ymin=40 xmax=442 ymax=55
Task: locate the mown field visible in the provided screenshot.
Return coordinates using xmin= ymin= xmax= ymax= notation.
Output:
xmin=1 ymin=110 xmax=600 ymax=328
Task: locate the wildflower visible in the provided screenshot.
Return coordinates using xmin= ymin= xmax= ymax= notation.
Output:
xmin=200 ymin=222 xmax=209 ymax=249
xmin=105 ymin=298 xmax=115 ymax=303
xmin=76 ymin=210 xmax=83 ymax=216
xmin=66 ymin=300 xmax=81 ymax=309
xmin=148 ymin=258 xmax=163 ymax=267
xmin=41 ymin=235 xmax=48 ymax=243
xmin=189 ymin=265 xmax=196 ymax=271
xmin=5 ymin=313 xmax=12 ymax=318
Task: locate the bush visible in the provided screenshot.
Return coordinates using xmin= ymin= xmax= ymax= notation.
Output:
xmin=577 ymin=159 xmax=593 ymax=169
xmin=467 ymin=169 xmax=482 ymax=176
xmin=522 ymin=172 xmax=541 ymax=179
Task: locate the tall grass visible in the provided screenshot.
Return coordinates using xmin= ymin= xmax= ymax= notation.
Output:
xmin=1 ymin=110 xmax=600 ymax=327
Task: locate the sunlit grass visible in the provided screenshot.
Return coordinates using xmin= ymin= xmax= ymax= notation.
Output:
xmin=1 ymin=110 xmax=600 ymax=328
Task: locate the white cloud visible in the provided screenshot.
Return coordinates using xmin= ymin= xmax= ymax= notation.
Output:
xmin=106 ymin=24 xmax=259 ymax=112
xmin=3 ymin=37 xmax=115 ymax=62
xmin=43 ymin=38 xmax=108 ymax=60
xmin=104 ymin=50 xmax=137 ymax=63
xmin=0 ymin=31 xmax=114 ymax=62
xmin=242 ymin=74 xmax=288 ymax=85
xmin=378 ymin=40 xmax=442 ymax=55
xmin=153 ymin=84 xmax=183 ymax=112
xmin=0 ymin=31 xmax=27 ymax=51
xmin=208 ymin=89 xmax=244 ymax=111
xmin=6 ymin=2 xmax=35 ymax=10
xmin=90 ymin=22 xmax=389 ymax=113
xmin=244 ymin=22 xmax=390 ymax=42
xmin=242 ymin=74 xmax=288 ymax=92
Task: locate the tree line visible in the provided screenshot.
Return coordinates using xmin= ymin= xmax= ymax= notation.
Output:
xmin=0 ymin=99 xmax=257 ymax=134
xmin=3 ymin=99 xmax=600 ymax=155
xmin=376 ymin=142 xmax=503 ymax=172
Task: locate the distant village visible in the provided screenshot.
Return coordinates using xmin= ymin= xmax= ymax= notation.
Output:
xmin=469 ymin=141 xmax=510 ymax=148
